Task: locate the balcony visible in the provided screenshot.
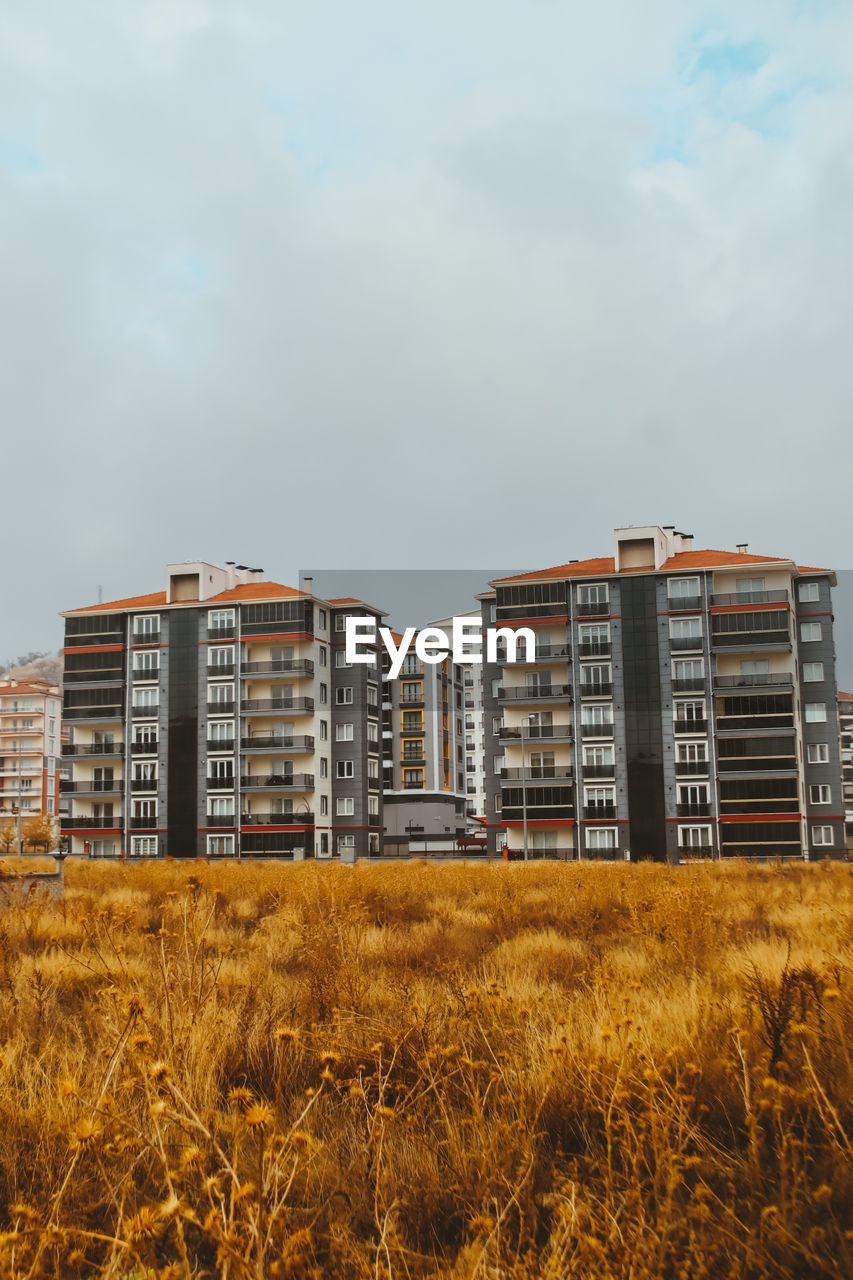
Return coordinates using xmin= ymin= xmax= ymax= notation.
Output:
xmin=403 ymin=780 xmax=424 ymax=789
xmin=578 ymin=642 xmax=611 ymax=659
xmin=63 ymin=742 xmax=123 ymax=758
xmin=241 ymin=735 xmax=315 ymax=752
xmin=207 ymin=625 xmax=235 ymax=641
xmin=678 ymin=844 xmax=715 ymax=858
xmin=667 ymin=595 xmax=703 ymax=612
xmin=676 ymin=802 xmax=711 ymax=818
xmin=131 ymin=704 xmax=160 ymax=718
xmin=717 ymin=715 xmax=795 ymax=732
xmin=131 ymin=666 xmax=160 ymax=682
xmin=64 ymin=668 xmax=123 ymax=684
xmin=501 ymin=766 xmax=573 ymax=781
xmin=499 ymin=684 xmax=571 ymax=703
xmin=399 ymin=728 xmax=425 ymax=738
xmin=672 ymin=678 xmax=706 ymax=694
xmin=670 ymin=635 xmax=703 ymax=651
xmin=131 ymin=740 xmax=159 ymax=754
xmin=674 ymin=719 xmax=707 ymax=735
xmin=580 ymin=681 xmax=613 ymax=698
xmin=65 ymin=704 xmax=123 ymax=721
xmin=206 ymin=776 xmax=235 ymax=790
xmin=129 ymin=778 xmax=157 ymax=792
xmin=575 ymin=601 xmax=610 ymax=617
xmin=402 ymin=754 xmax=425 ymax=765
xmin=583 ymin=804 xmax=617 ymax=820
xmin=206 ymin=702 xmax=235 ymax=717
xmin=64 ymin=631 xmax=123 ymax=648
xmin=240 ymin=812 xmax=314 ymax=826
xmin=581 ymin=763 xmax=615 ymax=779
xmin=496 ymin=602 xmax=567 ymax=621
xmin=241 ymin=659 xmax=314 ymax=677
xmin=499 ymin=723 xmax=573 ymax=743
xmin=241 ymin=698 xmax=314 ymax=714
xmin=504 ymin=848 xmax=573 ymax=861
xmin=675 ymin=760 xmax=709 ymax=777
xmin=711 ymin=630 xmax=791 ymax=651
xmin=580 ymin=723 xmax=614 ymax=738
xmin=205 ymin=814 xmax=236 ymax=827
xmin=132 ymin=629 xmax=160 ymax=644
xmin=206 ymin=738 xmax=235 ymax=753
xmin=717 ymin=756 xmax=797 ymax=773
xmin=206 ymin=663 xmax=235 ymax=679
xmin=713 ymin=673 xmax=793 ymax=691
xmin=399 ymin=698 xmax=424 ymax=710
xmin=710 ymin=590 xmax=789 ymax=607
xmin=241 ymin=774 xmax=314 ymax=790
xmin=60 ymin=780 xmax=124 ymax=794
xmin=496 ymin=643 xmax=570 ymax=664
xmin=63 ymin=816 xmax=121 ymax=829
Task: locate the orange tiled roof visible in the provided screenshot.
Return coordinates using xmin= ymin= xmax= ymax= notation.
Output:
xmin=206 ymin=582 xmax=303 ymax=603
xmin=797 ymin=564 xmax=832 ymax=574
xmin=0 ymin=679 xmax=58 ymax=695
xmin=328 ymin=597 xmax=362 ymax=605
xmin=493 ymin=548 xmax=800 ymax=585
xmin=839 ymin=691 xmax=853 ymax=701
xmin=66 ymin=591 xmax=168 ymax=614
xmin=65 ymin=582 xmax=302 ymax=614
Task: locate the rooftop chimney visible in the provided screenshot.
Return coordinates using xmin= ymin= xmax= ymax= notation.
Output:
xmin=736 ymin=543 xmax=748 ymax=554
xmin=303 ymin=576 xmax=313 ymax=596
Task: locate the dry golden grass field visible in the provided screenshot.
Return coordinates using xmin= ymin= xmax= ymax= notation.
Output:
xmin=0 ymin=858 xmax=850 ymax=1279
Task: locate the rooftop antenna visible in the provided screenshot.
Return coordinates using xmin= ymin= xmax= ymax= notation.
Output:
xmin=98 ymin=585 xmax=103 ymax=604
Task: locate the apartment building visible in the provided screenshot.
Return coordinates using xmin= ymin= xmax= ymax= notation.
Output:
xmin=0 ymin=678 xmax=62 ymax=821
xmin=60 ymin=563 xmax=384 ymax=858
xmin=381 ymin=625 xmax=467 ymax=854
xmin=839 ymin=691 xmax=853 ymax=850
xmin=485 ymin=525 xmax=844 ymax=861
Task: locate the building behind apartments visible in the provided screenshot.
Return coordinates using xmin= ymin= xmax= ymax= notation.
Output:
xmin=0 ymin=678 xmax=62 ymax=824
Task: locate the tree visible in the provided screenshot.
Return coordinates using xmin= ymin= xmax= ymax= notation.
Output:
xmin=0 ymin=825 xmax=16 ymax=855
xmin=22 ymin=814 xmax=57 ymax=853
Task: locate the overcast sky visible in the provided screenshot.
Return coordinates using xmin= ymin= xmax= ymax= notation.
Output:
xmin=2 ymin=1 xmax=853 ymax=668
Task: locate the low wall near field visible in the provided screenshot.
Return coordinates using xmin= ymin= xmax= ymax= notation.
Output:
xmin=0 ymin=853 xmax=65 ymax=905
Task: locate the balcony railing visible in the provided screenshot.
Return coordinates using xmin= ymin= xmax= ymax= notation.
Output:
xmin=206 ymin=738 xmax=235 ymax=753
xmin=496 ymin=602 xmax=567 ymax=621
xmin=64 ymin=632 xmax=123 ymax=648
xmin=496 ymin=643 xmax=570 ymax=664
xmin=580 ymin=681 xmax=613 ymax=697
xmin=678 ymin=844 xmax=715 ymax=857
xmin=128 ymin=815 xmax=159 ymax=829
xmin=241 ymin=774 xmax=314 ymax=789
xmin=403 ymin=780 xmax=424 ymax=789
xmin=501 ymin=766 xmax=573 ymax=781
xmin=63 ymin=742 xmax=123 ymax=757
xmin=61 ymin=780 xmax=124 ymax=794
xmin=207 ymin=625 xmax=236 ymax=641
xmin=674 ymin=719 xmax=707 ymax=735
xmin=583 ymin=804 xmax=617 ymax=820
xmin=713 ymin=674 xmax=793 ymax=689
xmin=578 ymin=642 xmax=611 ymax=658
xmin=581 ymin=763 xmax=615 ymax=778
xmin=131 ymin=740 xmax=159 ymax=754
xmin=667 ymin=595 xmax=702 ymax=612
xmin=499 ymin=723 xmax=573 ymax=741
xmin=580 ymin=723 xmax=613 ymax=738
xmin=575 ymin=601 xmax=610 ymax=617
xmin=716 ymin=715 xmax=795 ymax=731
xmin=205 ymin=814 xmax=236 ymax=827
xmin=206 ymin=776 xmax=235 ymax=789
xmin=64 ymin=669 xmax=123 ymax=684
xmin=132 ymin=629 xmax=160 ymax=644
xmin=710 ymin=590 xmax=789 ymax=607
xmin=400 ymin=697 xmax=424 ymax=709
xmin=674 ymin=760 xmax=709 ymax=776
xmin=63 ymin=816 xmax=121 ymax=829
xmin=241 ymin=659 xmax=314 ymax=677
xmin=206 ymin=702 xmax=236 ymax=716
xmin=240 ymin=813 xmax=314 ymax=826
xmin=206 ymin=663 xmax=235 ymax=678
xmin=131 ymin=704 xmax=160 ymax=718
xmin=711 ymin=630 xmax=791 ymax=649
xmin=499 ymin=685 xmax=571 ymax=702
xmin=672 ymin=678 xmax=706 ymax=693
xmin=131 ymin=666 xmax=160 ymax=681
xmin=670 ymin=635 xmax=703 ymax=651
xmin=676 ymin=802 xmax=711 ymax=817
xmin=129 ymin=778 xmax=157 ymax=792
xmin=65 ymin=705 xmax=123 ymax=720
xmin=241 ymin=735 xmax=315 ymax=752
xmin=717 ymin=756 xmax=797 ymax=773
xmin=241 ymin=698 xmax=314 ymax=714
xmin=402 ymin=754 xmax=425 ymax=765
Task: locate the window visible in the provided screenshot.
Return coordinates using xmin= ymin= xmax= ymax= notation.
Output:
xmin=741 ymin=660 xmax=770 ymax=675
xmin=208 ymin=646 xmax=233 ymax=668
xmin=134 ymin=761 xmax=157 ymax=781
xmin=805 ymin=703 xmax=827 ymax=723
xmin=320 ymin=833 xmax=330 ymax=855
xmin=678 ymin=784 xmax=708 ymax=806
xmin=318 ymin=609 xmax=327 ymax=629
xmin=369 ymin=833 xmax=380 ymax=854
xmin=367 ymin=684 xmax=378 ymax=707
xmin=336 ymin=723 xmax=354 ymax=741
xmin=335 ymin=650 xmax=351 ymax=668
xmin=401 ymin=683 xmax=422 ymax=704
xmin=670 ymin=617 xmax=702 ymax=640
xmin=207 ymin=835 xmax=235 ymax=856
xmin=208 ymin=721 xmax=234 ymax=744
xmin=492 ymin=716 xmax=503 ymax=735
xmin=585 ymin=786 xmax=615 ymax=807
xmin=401 ymin=655 xmax=422 ymax=677
xmin=132 ymin=688 xmax=159 ymax=709
xmin=208 ymin=758 xmax=233 ymax=780
xmin=134 ymin=725 xmax=158 ymax=745
xmin=812 ymin=825 xmax=834 ymax=846
xmin=337 ymin=760 xmax=354 ymax=778
xmin=736 ymin=576 xmax=765 ymax=594
xmin=131 ymin=837 xmax=157 ymax=857
xmin=807 ymin=743 xmax=829 ymax=764
xmin=810 ymin=784 xmax=831 ymax=804
xmin=669 ymin=577 xmax=699 ymax=599
xmin=803 ymin=662 xmax=824 ymax=682
xmin=587 ymin=828 xmax=616 ymax=850
xmin=581 ymin=663 xmax=611 ymax=686
xmin=368 ymin=795 xmax=379 ymax=817
xmin=209 ymin=796 xmax=234 ymax=816
xmin=208 ymin=684 xmax=233 ymax=705
xmin=319 ymin=647 xmax=327 ymax=667
xmin=209 ymin=609 xmax=235 ymax=630
xmin=336 ymin=687 xmax=353 ymax=705
xmin=578 ymin=583 xmax=608 ymax=606
xmin=403 ymin=768 xmax=423 ymax=788
xmin=800 ymin=622 xmax=822 ymax=642
xmin=367 ymin=722 xmax=379 ymax=745
xmin=320 ymin=795 xmax=328 ymax=815
xmin=584 ymin=745 xmax=614 ymax=766
xmin=368 ymin=758 xmax=379 ymax=778
xmin=132 ymin=798 xmax=157 ymax=819
xmin=581 ymin=704 xmax=613 ymax=726
xmin=579 ymin=622 xmax=609 ymax=645
xmin=133 ymin=650 xmax=160 ymax=675
xmin=679 ymin=826 xmax=712 ymax=850
xmin=673 ymin=659 xmax=704 ymax=682
xmin=134 ymin=615 xmax=160 ymax=638
xmin=675 ymin=700 xmax=705 ymax=724
xmin=336 ymin=797 xmax=355 ymax=816
xmin=337 ymin=834 xmax=355 ymax=853
xmin=335 ymin=615 xmax=347 ymax=632
xmin=491 ymin=679 xmax=502 ymax=698
xmin=320 ymin=720 xmax=328 ymax=739
xmin=320 ymin=757 xmax=328 ymax=778
xmin=798 ymin=582 xmax=820 ymax=602
xmin=677 ymin=741 xmax=708 ymax=762
xmin=319 ymin=683 xmax=327 ymax=703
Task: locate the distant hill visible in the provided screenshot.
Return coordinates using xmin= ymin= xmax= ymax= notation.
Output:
xmin=0 ymin=651 xmax=63 ymax=689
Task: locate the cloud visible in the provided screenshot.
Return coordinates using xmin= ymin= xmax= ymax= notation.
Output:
xmin=0 ymin=0 xmax=852 ymax=673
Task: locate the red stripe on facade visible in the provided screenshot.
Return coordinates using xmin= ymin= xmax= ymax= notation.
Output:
xmin=63 ymin=644 xmax=124 ymax=654
xmin=709 ymin=602 xmax=791 ymax=615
